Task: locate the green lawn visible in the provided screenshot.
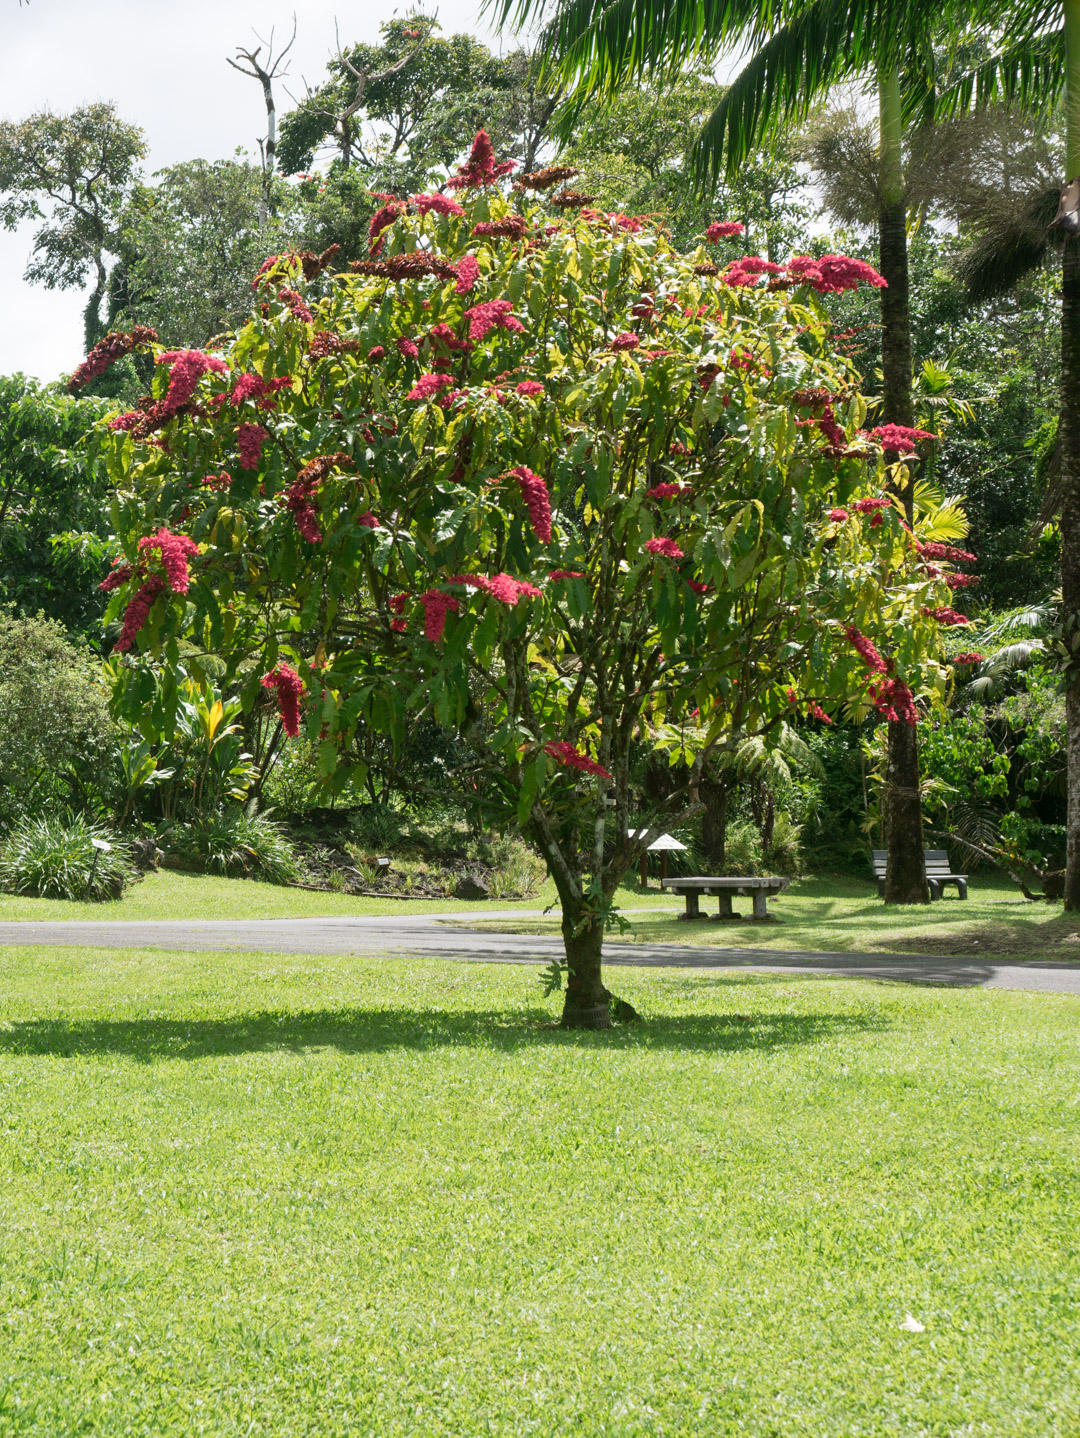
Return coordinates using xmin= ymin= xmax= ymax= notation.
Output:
xmin=0 ymin=868 xmax=572 ymax=923
xmin=0 ymin=944 xmax=1077 ymax=1435
xmin=460 ymin=874 xmax=1080 ymax=960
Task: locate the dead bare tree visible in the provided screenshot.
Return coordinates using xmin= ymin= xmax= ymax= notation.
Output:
xmin=289 ymin=20 xmax=431 ymax=172
xmin=227 ymin=15 xmax=297 ymax=223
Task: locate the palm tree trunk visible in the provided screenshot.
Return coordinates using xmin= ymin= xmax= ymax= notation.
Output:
xmin=1062 ymin=0 xmax=1080 ymax=909
xmin=878 ymin=69 xmax=930 ymax=905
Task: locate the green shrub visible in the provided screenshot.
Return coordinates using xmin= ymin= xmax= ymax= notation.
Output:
xmin=0 ymin=813 xmax=131 ymax=901
xmin=164 ymin=810 xmax=300 ymax=886
xmin=763 ymin=812 xmax=803 ymax=876
xmin=0 ymin=610 xmax=120 ymax=828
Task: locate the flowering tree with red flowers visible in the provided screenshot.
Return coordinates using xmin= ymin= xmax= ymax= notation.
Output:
xmin=94 ymin=132 xmax=964 ymax=1028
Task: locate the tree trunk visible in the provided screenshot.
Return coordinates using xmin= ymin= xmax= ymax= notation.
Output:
xmin=700 ymin=774 xmax=729 ymax=869
xmin=878 ymin=69 xmax=929 ymax=905
xmin=1062 ymin=0 xmax=1080 ymax=909
xmin=559 ymin=905 xmax=610 ymax=1029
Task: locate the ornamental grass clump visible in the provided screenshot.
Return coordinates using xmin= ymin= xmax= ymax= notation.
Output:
xmin=0 ymin=814 xmax=131 ymax=902
xmin=93 ymin=128 xmax=968 ymax=1028
xmin=163 ymin=810 xmax=300 ymax=887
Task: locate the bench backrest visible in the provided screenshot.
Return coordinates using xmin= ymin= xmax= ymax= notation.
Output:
xmin=871 ymin=848 xmax=961 ymax=877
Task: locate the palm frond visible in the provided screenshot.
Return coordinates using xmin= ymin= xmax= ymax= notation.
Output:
xmin=954 ymin=185 xmax=1060 ymax=303
xmin=691 ymin=0 xmax=940 ymax=179
xmin=929 ymin=26 xmax=1064 ymax=121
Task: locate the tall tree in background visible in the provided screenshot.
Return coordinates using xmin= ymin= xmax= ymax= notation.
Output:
xmin=0 ymin=103 xmax=144 ymax=348
xmin=492 ymin=0 xmax=983 ymax=903
xmin=227 ymin=19 xmax=298 ymax=224
xmin=924 ymin=3 xmax=1080 ymax=907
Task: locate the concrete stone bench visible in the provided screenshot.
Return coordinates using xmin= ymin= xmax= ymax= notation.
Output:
xmin=661 ymin=875 xmax=791 ymax=921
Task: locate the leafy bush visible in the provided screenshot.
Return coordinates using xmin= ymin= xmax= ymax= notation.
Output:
xmin=0 ymin=813 xmax=131 ymax=901
xmin=724 ymin=820 xmax=762 ymax=876
xmin=763 ymin=813 xmax=803 ymax=876
xmin=163 ymin=810 xmax=300 ymax=886
xmin=0 ymin=610 xmax=120 ymax=828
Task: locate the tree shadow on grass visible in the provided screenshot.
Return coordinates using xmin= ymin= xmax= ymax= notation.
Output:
xmin=0 ymin=1003 xmax=888 ymax=1063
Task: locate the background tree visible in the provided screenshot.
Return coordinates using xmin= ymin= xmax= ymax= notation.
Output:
xmin=226 ymin=18 xmax=298 ymax=224
xmin=0 ymin=103 xmax=144 ymax=348
xmin=110 ymin=158 xmax=303 ymax=347
xmin=0 ymin=375 xmax=113 ymax=632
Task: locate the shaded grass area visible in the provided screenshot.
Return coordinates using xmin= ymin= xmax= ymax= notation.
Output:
xmin=464 ymin=874 xmax=1078 ymax=960
xmin=0 ymin=945 xmax=1078 ymax=1434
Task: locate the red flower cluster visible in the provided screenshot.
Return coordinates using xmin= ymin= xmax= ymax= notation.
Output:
xmin=397 ymin=336 xmax=420 ymax=361
xmin=945 ymin=572 xmax=979 ymax=589
xmin=455 ymin=255 xmax=480 ymax=294
xmin=309 ymin=331 xmax=362 ymax=358
xmin=358 ymin=511 xmax=380 ymax=529
xmin=706 ymin=221 xmax=745 ymax=241
xmin=68 ymin=325 xmax=158 ymax=392
xmin=472 ymin=216 xmax=528 ymax=240
xmin=446 ymin=130 xmax=515 ymax=190
xmin=137 ymin=528 xmax=199 ymax=594
xmin=407 ymin=372 xmax=455 ymax=401
xmin=611 ymin=332 xmax=640 ymax=351
xmin=277 ymin=288 xmax=314 ymax=323
xmin=543 ymin=741 xmax=613 ymax=780
xmin=369 ymin=199 xmax=405 ymax=246
xmin=646 ymin=483 xmax=690 ymax=500
xmin=685 ymin=579 xmax=711 ymax=594
xmin=99 ymin=559 xmax=133 ymax=592
xmin=450 ymin=573 xmax=541 ymax=605
xmin=828 ymin=508 xmax=850 ymax=521
xmin=786 ymin=254 xmax=887 ymax=293
xmin=285 ymin=452 xmax=352 ymax=544
xmin=922 ymin=606 xmax=970 ymax=626
xmin=419 ymin=589 xmax=461 ymax=641
xmin=516 ymin=380 xmax=544 ymax=397
xmin=723 ymin=256 xmax=784 ymax=287
xmin=231 ymin=372 xmax=292 ymax=406
xmin=951 ymin=652 xmax=984 ymax=665
xmin=868 ymin=677 xmax=918 ymax=725
xmin=252 ymin=255 xmax=281 ymax=289
xmin=115 ymin=575 xmax=164 ymax=653
xmin=916 ymin=541 xmax=976 ymax=565
xmin=427 ymin=322 xmax=472 ymax=355
xmin=852 ymin=496 xmax=892 ymax=514
xmin=237 ymin=423 xmax=269 ymax=470
xmin=202 ymin=471 xmax=232 ymax=490
xmin=807 ymin=700 xmax=833 ymax=724
xmin=645 ymin=536 xmax=684 ymax=559
xmin=549 ymin=569 xmax=584 ymax=580
xmin=157 ymin=349 xmax=228 ymax=413
xmin=261 ymin=664 xmax=305 ymax=737
xmin=464 ymin=299 xmax=525 ymax=340
xmin=844 ymin=624 xmax=889 ymax=674
xmin=389 ymin=593 xmax=409 ymax=632
xmin=411 ymin=192 xmax=465 ymax=218
xmin=870 ymin=424 xmax=935 ymax=454
xmin=506 ymin=466 xmax=552 ymax=542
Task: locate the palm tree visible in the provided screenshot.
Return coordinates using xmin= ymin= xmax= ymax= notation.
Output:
xmin=918 ymin=2 xmax=1080 ymax=908
xmin=491 ymin=0 xmax=980 ymax=901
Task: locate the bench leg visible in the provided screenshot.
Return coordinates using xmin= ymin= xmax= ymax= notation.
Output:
xmin=751 ymin=889 xmax=769 ymax=920
xmin=957 ymin=879 xmax=968 ymax=900
xmin=877 ymin=878 xmax=885 ymax=899
xmin=928 ymin=879 xmax=940 ymax=901
xmin=683 ymin=890 xmax=701 ymax=920
xmin=716 ymin=891 xmax=733 ymax=919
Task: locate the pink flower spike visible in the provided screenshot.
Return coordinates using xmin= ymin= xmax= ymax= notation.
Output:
xmin=828 ymin=508 xmax=850 ymax=521
xmin=870 ymin=424 xmax=936 ymax=454
xmin=505 ymin=466 xmax=552 ymax=543
xmin=645 ymin=537 xmax=684 ymax=559
xmin=844 ymin=624 xmax=890 ymax=674
xmin=407 ymin=372 xmax=455 ymax=401
xmin=455 ymin=255 xmax=480 ymax=295
xmin=706 ymin=221 xmax=746 ymax=241
xmin=419 ymin=589 xmax=460 ymax=642
xmin=237 ymin=423 xmax=269 ymax=470
xmin=358 ymin=512 xmax=380 ymax=529
xmin=611 ymin=332 xmax=640 ymax=351
xmin=137 ymin=528 xmax=199 ymax=594
xmin=548 ymin=570 xmax=584 ymax=580
xmin=543 ymin=740 xmax=612 ymax=780
xmin=515 ymin=380 xmax=544 ymax=396
xmin=261 ymin=663 xmax=305 ymax=737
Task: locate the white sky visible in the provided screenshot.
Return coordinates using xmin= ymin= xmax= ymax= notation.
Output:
xmin=0 ymin=0 xmax=505 ymax=380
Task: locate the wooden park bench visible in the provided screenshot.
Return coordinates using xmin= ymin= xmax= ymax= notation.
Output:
xmin=871 ymin=849 xmax=968 ymax=900
xmin=661 ymin=874 xmax=791 ymax=921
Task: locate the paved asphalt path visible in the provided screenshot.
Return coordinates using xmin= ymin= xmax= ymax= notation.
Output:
xmin=0 ymin=911 xmax=1078 ymax=993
